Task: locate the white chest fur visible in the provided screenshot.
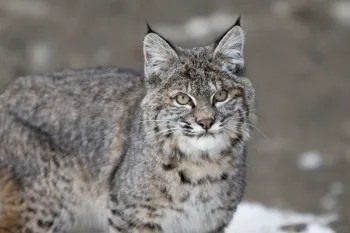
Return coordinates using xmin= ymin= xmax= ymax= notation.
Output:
xmin=158 ymin=137 xmax=241 ymax=233
xmin=176 ymin=134 xmax=231 ymax=160
xmin=161 ymin=185 xmax=227 ymax=233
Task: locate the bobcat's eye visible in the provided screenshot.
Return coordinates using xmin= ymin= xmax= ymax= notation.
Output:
xmin=213 ymin=90 xmax=228 ymax=102
xmin=175 ymin=93 xmax=191 ymax=105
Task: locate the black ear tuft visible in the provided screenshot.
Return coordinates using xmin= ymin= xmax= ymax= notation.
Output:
xmin=234 ymin=16 xmax=241 ymax=26
xmin=144 ymin=21 xmax=177 ymax=51
xmin=146 ymin=21 xmax=156 ymax=34
xmin=214 ymin=16 xmax=242 ymax=47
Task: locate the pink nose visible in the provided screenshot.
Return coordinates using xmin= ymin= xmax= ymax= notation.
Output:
xmin=196 ymin=117 xmax=215 ymax=129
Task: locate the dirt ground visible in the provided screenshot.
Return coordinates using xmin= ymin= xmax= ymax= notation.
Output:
xmin=0 ymin=0 xmax=349 ymax=232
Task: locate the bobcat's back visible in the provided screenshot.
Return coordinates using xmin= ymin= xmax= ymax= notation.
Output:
xmin=0 ymin=67 xmax=145 ymax=177
xmin=0 ymin=67 xmax=145 ymax=233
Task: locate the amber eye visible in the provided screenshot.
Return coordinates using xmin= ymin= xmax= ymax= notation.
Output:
xmin=213 ymin=90 xmax=228 ymax=102
xmin=175 ymin=93 xmax=191 ymax=105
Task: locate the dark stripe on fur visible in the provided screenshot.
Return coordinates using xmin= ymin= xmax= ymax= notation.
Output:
xmin=179 ymin=170 xmax=229 ymax=186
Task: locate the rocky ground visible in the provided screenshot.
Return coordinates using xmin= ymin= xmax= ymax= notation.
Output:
xmin=0 ymin=0 xmax=349 ymax=232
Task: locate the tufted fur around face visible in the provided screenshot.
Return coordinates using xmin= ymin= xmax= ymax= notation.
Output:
xmin=141 ymin=18 xmax=255 ymax=158
xmin=0 ymin=17 xmax=255 ymax=233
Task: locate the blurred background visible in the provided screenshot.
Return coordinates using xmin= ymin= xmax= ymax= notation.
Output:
xmin=0 ymin=0 xmax=349 ymax=232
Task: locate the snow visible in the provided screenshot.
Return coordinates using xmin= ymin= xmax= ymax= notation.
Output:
xmin=331 ymin=1 xmax=350 ymax=27
xmin=298 ymin=151 xmax=323 ymax=171
xmin=226 ymin=202 xmax=337 ymax=233
xmin=28 ymin=42 xmax=52 ymax=72
xmin=155 ymin=12 xmax=238 ymax=42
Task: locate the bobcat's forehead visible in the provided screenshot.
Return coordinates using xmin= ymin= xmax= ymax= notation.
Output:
xmin=159 ymin=48 xmax=236 ymax=97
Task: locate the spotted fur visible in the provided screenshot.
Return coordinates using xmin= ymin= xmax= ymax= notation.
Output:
xmin=0 ymin=17 xmax=255 ymax=233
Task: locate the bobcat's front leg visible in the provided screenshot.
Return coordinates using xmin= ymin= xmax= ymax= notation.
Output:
xmin=206 ymin=224 xmax=228 ymax=233
xmin=108 ymin=219 xmax=163 ymax=233
xmin=108 ymin=198 xmax=163 ymax=233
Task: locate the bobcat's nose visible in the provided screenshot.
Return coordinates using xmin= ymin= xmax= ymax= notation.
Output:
xmin=196 ymin=116 xmax=215 ymax=130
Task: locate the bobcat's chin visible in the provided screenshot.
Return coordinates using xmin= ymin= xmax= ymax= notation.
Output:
xmin=176 ymin=133 xmax=231 ymax=159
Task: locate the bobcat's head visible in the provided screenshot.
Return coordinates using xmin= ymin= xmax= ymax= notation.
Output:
xmin=141 ymin=17 xmax=255 ymax=158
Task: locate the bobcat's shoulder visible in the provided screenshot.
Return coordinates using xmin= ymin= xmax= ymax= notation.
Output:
xmin=0 ymin=67 xmax=145 ymax=156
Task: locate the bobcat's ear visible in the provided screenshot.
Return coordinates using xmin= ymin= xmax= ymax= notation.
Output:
xmin=143 ymin=23 xmax=178 ymax=78
xmin=213 ymin=17 xmax=245 ymax=74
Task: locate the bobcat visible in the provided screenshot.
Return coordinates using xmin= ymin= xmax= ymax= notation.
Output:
xmin=0 ymin=17 xmax=255 ymax=233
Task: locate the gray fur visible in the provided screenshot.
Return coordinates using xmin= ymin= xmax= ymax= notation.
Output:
xmin=0 ymin=21 xmax=255 ymax=233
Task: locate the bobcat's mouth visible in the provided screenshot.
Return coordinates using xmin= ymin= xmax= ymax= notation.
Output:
xmin=182 ymin=131 xmax=212 ymax=137
xmin=181 ymin=124 xmax=223 ymax=138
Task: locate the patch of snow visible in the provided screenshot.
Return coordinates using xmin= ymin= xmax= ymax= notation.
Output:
xmin=27 ymin=42 xmax=53 ymax=72
xmin=298 ymin=151 xmax=323 ymax=171
xmin=321 ymin=195 xmax=337 ymax=212
xmin=183 ymin=17 xmax=210 ymax=38
xmin=226 ymin=202 xmax=337 ymax=233
xmin=331 ymin=1 xmax=350 ymax=26
xmin=156 ymin=12 xmax=238 ymax=42
xmin=206 ymin=12 xmax=239 ymax=33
